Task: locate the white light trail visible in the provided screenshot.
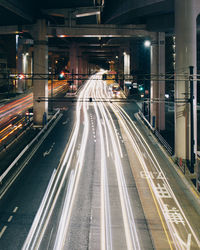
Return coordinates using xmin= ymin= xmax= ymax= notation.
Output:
xmin=111 ymin=103 xmax=200 ymax=249
xmin=53 ymin=170 xmax=75 ymax=250
xmin=94 ymin=99 xmax=113 ymax=250
xmin=23 ymin=75 xmax=93 ymax=250
xmin=93 ymin=79 xmax=141 ymax=250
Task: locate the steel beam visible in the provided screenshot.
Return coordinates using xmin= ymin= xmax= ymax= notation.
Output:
xmin=48 ymin=24 xmax=152 ymax=38
xmin=0 ymin=0 xmax=33 ymax=22
xmin=0 ymin=24 xmax=152 ymax=39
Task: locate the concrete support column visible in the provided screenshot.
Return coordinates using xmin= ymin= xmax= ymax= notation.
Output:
xmin=175 ymin=0 xmax=197 ymax=161
xmin=16 ymin=36 xmax=24 ymax=93
xmin=158 ymin=33 xmax=165 ymax=131
xmin=118 ymin=48 xmax=124 ymax=88
xmin=123 ymin=49 xmax=130 ymax=79
xmin=33 ymin=19 xmax=48 ymax=126
xmin=27 ymin=50 xmax=33 ymax=88
xmin=78 ymin=48 xmax=83 ymax=86
xmin=150 ymin=32 xmax=165 ymax=130
xmin=69 ymin=43 xmax=79 ymax=88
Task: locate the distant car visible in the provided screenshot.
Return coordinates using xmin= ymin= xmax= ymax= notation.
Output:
xmin=25 ymin=108 xmax=33 ymax=117
xmin=112 ymin=83 xmax=120 ymax=93
xmin=69 ymin=85 xmax=77 ymax=92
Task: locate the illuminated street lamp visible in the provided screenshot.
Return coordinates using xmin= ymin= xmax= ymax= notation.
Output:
xmin=144 ymin=40 xmax=151 ymax=47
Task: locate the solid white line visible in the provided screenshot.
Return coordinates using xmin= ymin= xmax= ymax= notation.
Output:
xmin=0 ymin=110 xmax=60 ymax=184
xmin=113 ymin=104 xmax=200 ymax=248
xmin=53 ymin=171 xmax=75 ymax=250
xmin=94 ymin=95 xmax=112 ymax=250
xmin=47 ymin=227 xmax=54 ymax=250
xmin=22 ymin=169 xmax=57 ymax=250
xmin=0 ymin=113 xmax=63 ymax=200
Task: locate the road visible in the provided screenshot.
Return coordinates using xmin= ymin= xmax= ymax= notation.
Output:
xmin=0 ymin=80 xmax=68 ymax=149
xmin=0 ymin=72 xmax=199 ymax=249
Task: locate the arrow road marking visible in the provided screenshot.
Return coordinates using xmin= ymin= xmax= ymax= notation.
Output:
xmin=43 ymin=142 xmax=55 ymax=157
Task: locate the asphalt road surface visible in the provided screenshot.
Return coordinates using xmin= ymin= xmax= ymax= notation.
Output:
xmin=0 ymin=72 xmax=199 ymax=249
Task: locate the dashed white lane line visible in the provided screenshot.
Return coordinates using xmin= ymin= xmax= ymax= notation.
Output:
xmin=0 ymin=226 xmax=7 ymax=239
xmin=0 ymin=206 xmax=18 ymax=239
xmin=8 ymin=216 xmax=13 ymax=222
xmin=13 ymin=207 xmax=18 ymax=213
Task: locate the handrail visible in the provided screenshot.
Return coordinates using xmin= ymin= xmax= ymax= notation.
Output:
xmin=0 ymin=110 xmax=60 ymax=183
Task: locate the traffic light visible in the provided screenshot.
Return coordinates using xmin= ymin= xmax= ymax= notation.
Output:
xmin=59 ymin=72 xmax=65 ymax=79
xmin=18 ymin=74 xmax=24 ymax=80
xmin=138 ymin=85 xmax=144 ymax=91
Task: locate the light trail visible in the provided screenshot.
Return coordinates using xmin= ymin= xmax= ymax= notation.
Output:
xmin=23 ymin=77 xmax=91 ymax=250
xmin=94 ymin=97 xmax=113 ymax=250
xmin=53 ymin=76 xmax=90 ymax=249
xmin=0 ymin=122 xmax=23 ymax=143
xmin=53 ymin=170 xmax=75 ymax=250
xmin=99 ymin=104 xmax=140 ymax=250
xmin=23 ymin=72 xmax=199 ymax=250
xmin=0 ymin=81 xmax=68 ymax=146
xmin=110 ymin=102 xmax=200 ymax=249
xmin=93 ymin=77 xmax=141 ymax=250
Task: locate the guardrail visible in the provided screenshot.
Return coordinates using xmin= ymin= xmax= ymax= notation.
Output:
xmin=138 ymin=111 xmax=173 ymax=156
xmin=197 ymin=152 xmax=200 ymax=192
xmin=0 ymin=109 xmax=60 ymax=184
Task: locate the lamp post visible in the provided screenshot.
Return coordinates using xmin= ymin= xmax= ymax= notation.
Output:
xmin=189 ymin=66 xmax=195 ymax=173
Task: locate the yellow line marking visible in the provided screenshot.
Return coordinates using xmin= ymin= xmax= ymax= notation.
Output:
xmin=0 ymin=226 xmax=7 ymax=238
xmin=114 ymin=109 xmax=173 ymax=249
xmin=8 ymin=216 xmax=13 ymax=222
xmin=146 ymin=178 xmax=173 ymax=250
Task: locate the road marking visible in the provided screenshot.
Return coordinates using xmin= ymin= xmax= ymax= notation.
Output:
xmin=8 ymin=216 xmax=13 ymax=222
xmin=47 ymin=227 xmax=54 ymax=250
xmin=43 ymin=142 xmax=55 ymax=157
xmin=62 ymin=119 xmax=69 ymax=125
xmin=13 ymin=207 xmax=18 ymax=213
xmin=0 ymin=226 xmax=7 ymax=238
xmin=175 ymin=233 xmax=191 ymax=249
xmin=147 ymin=179 xmax=173 ymax=249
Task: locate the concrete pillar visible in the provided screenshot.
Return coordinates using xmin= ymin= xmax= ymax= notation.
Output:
xmin=175 ymin=0 xmax=198 ymax=161
xmin=27 ymin=50 xmax=33 ymax=88
xmin=123 ymin=49 xmax=130 ymax=79
xmin=16 ymin=36 xmax=24 ymax=93
xmin=69 ymin=43 xmax=79 ymax=88
xmin=33 ymin=19 xmax=48 ymax=126
xmin=78 ymin=48 xmax=83 ymax=86
xmin=150 ymin=32 xmax=165 ymax=130
xmin=158 ymin=33 xmax=165 ymax=131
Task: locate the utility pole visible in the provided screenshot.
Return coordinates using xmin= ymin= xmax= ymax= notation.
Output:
xmin=189 ymin=66 xmax=195 ymax=173
xmin=51 ymin=72 xmax=53 ymax=112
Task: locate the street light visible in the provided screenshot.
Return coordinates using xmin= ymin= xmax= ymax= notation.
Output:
xmin=144 ymin=40 xmax=151 ymax=47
